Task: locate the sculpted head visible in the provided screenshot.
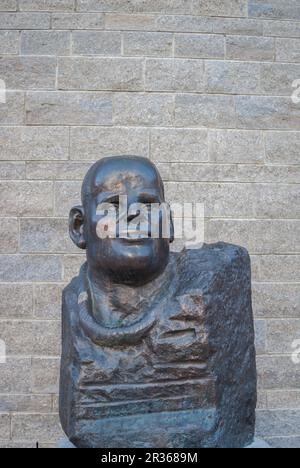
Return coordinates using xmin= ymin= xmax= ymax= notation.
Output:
xmin=69 ymin=156 xmax=174 ymax=286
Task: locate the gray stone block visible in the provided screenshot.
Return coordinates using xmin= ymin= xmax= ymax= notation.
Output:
xmin=0 ymin=92 xmax=25 ymax=125
xmin=205 ymin=61 xmax=261 ymax=95
xmin=54 ymin=181 xmax=81 ymax=216
xmin=60 ymin=243 xmax=256 ymax=448
xmin=235 ymin=96 xmax=300 ymax=130
xmin=58 ymin=436 xmax=270 ymax=448
xmin=192 ymin=0 xmax=247 ymax=17
xmin=175 ymin=94 xmax=236 ymax=128
xmin=0 ymin=0 xmax=297 ymax=448
xmin=31 ymin=358 xmax=60 ymax=393
xmin=207 ymin=219 xmax=300 ymax=254
xmin=0 ymin=395 xmax=52 ymax=413
xmin=70 ymin=127 xmax=149 ymax=160
xmin=0 ymin=255 xmax=63 ymax=282
xmin=0 ymin=441 xmax=36 ymax=448
xmin=276 ymin=38 xmax=300 ymax=63
xmin=0 ymin=162 xmax=25 ymax=180
xmin=265 ymin=131 xmax=300 ymax=164
xmin=208 ymin=129 xmax=264 ymax=163
xmin=26 ymin=162 xmax=92 ymax=180
xmin=0 ymin=284 xmax=33 ymax=319
xmin=20 ymin=218 xmax=77 ymax=254
xmin=267 ymin=391 xmax=300 ymax=410
xmin=0 ymin=218 xmax=19 ymax=254
xmin=0 ymin=127 xmax=69 ymax=161
xmin=0 ymin=180 xmax=53 ymax=216
xmin=212 ymin=18 xmax=263 ymax=36
xmin=155 ymin=14 xmax=213 ymax=33
xmin=0 ymin=358 xmax=31 ymax=393
xmin=163 ymin=162 xmax=300 ymax=184
xmin=113 ymin=93 xmax=174 ymax=126
xmin=145 ymin=58 xmax=205 ymax=93
xmin=256 ymin=410 xmax=300 ymax=438
xmin=260 ymin=63 xmax=300 ymax=95
xmin=251 ymin=255 xmax=300 ymax=283
xmin=19 ymin=0 xmax=75 ymax=11
xmin=266 ymin=437 xmax=300 ymax=449
xmin=0 ymin=57 xmax=56 ymax=90
xmin=0 ymin=0 xmax=17 ymax=11
xmin=0 ymin=12 xmax=51 ymax=29
xmin=72 ymin=31 xmax=121 ymax=55
xmin=26 ymin=91 xmax=113 ymax=126
xmin=0 ymin=31 xmax=19 ymax=54
xmin=76 ymin=0 xmax=192 ymax=14
xmin=105 ymin=13 xmax=157 ymax=30
xmin=175 ymin=33 xmax=225 ymax=59
xmin=12 ymin=414 xmax=63 ymax=444
xmin=150 ymin=128 xmax=208 ymax=163
xmin=158 ymin=162 xmax=300 ymax=185
xmin=252 ymin=283 xmax=300 ymax=319
xmin=0 ymin=414 xmax=10 ymax=440
xmin=123 ymin=31 xmax=173 ymax=57
xmin=246 ymin=438 xmax=270 ymax=448
xmin=257 ymin=356 xmax=300 ymax=389
xmin=226 ymin=35 xmax=275 ymax=61
xmin=264 ymin=20 xmax=300 ymax=38
xmin=52 ymin=12 xmax=104 ymax=29
xmin=249 ymin=1 xmax=300 ymax=20
xmin=1 ymin=320 xmax=60 ymax=355
xmin=34 ymin=284 xmax=65 ymax=320
xmin=58 ymin=57 xmax=144 ymax=91
xmin=0 ymin=181 xmax=53 ymax=217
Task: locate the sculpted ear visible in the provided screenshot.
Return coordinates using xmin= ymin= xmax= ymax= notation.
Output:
xmin=69 ymin=206 xmax=86 ymax=250
xmin=169 ymin=209 xmax=175 ymax=244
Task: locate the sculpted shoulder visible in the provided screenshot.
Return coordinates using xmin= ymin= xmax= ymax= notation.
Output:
xmin=175 ymin=242 xmax=251 ymax=294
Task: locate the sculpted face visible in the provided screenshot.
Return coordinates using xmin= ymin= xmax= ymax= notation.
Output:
xmin=69 ymin=156 xmax=173 ymax=286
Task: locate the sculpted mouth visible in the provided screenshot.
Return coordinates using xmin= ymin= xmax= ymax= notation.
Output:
xmin=119 ymin=237 xmax=149 ymax=244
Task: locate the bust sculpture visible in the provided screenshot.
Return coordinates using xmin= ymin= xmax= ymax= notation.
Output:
xmin=60 ymin=156 xmax=257 ymax=448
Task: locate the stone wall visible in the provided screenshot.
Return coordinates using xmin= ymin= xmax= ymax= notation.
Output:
xmin=0 ymin=0 xmax=300 ymax=448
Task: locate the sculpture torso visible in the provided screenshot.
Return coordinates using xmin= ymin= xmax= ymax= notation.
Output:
xmin=61 ymin=249 xmax=213 ymax=403
xmin=60 ymin=244 xmax=256 ymax=448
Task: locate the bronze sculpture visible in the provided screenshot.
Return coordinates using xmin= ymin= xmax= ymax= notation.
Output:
xmin=60 ymin=156 xmax=257 ymax=448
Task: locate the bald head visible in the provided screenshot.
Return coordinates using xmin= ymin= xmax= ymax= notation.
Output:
xmin=82 ymin=156 xmax=165 ymax=209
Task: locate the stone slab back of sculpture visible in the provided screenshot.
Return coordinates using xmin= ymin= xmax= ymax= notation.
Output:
xmin=59 ymin=156 xmax=257 ymax=448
